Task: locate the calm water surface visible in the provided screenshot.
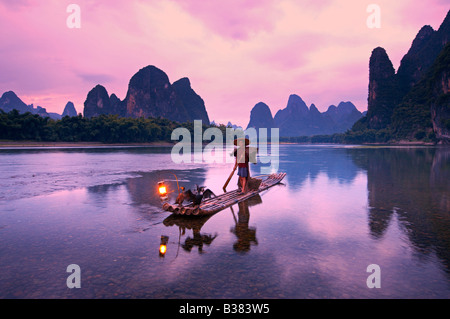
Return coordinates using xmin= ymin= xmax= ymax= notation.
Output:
xmin=0 ymin=145 xmax=449 ymax=299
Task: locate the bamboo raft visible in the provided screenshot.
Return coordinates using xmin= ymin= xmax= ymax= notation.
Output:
xmin=162 ymin=172 xmax=286 ymax=217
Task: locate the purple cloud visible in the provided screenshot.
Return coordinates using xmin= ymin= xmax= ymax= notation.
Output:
xmin=171 ymin=0 xmax=282 ymax=40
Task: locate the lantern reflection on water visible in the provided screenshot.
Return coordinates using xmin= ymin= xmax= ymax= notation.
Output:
xmin=159 ymin=235 xmax=169 ymax=258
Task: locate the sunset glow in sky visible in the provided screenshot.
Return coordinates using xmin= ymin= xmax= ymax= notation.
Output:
xmin=0 ymin=0 xmax=448 ymax=126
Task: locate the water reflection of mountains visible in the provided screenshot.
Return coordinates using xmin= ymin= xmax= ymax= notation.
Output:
xmin=258 ymin=145 xmax=450 ymax=274
xmin=349 ymin=147 xmax=450 ymax=274
xmin=269 ymin=145 xmax=363 ymax=188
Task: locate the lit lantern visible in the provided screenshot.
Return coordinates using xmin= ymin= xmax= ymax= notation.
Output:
xmin=159 ymin=235 xmax=169 ymax=258
xmin=158 ymin=181 xmax=167 ymax=197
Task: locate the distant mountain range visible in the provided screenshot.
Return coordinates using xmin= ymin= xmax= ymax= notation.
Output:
xmin=0 ymin=65 xmax=210 ymax=125
xmin=0 ymin=91 xmax=77 ymax=120
xmin=352 ymin=10 xmax=449 ymax=143
xmin=2 ymin=10 xmax=448 ymax=143
xmin=83 ymin=65 xmax=210 ymax=124
xmin=246 ymin=95 xmax=364 ymax=137
xmin=0 ymin=77 xmax=364 ymax=138
xmin=210 ymin=120 xmax=243 ymax=130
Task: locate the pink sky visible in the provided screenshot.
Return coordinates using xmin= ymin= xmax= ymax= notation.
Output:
xmin=0 ymin=0 xmax=448 ymax=126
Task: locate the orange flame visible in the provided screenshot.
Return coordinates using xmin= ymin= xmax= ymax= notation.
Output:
xmin=158 ymin=186 xmax=167 ymax=195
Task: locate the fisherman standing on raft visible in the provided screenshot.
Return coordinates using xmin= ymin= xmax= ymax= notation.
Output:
xmin=233 ymin=138 xmax=252 ymax=194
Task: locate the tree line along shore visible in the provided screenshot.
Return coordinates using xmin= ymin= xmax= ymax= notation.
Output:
xmin=0 ymin=109 xmax=441 ymax=146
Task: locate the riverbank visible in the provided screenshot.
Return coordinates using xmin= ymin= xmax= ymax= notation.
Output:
xmin=362 ymin=140 xmax=438 ymax=146
xmin=0 ymin=140 xmax=175 ymax=148
xmin=0 ymin=139 xmax=444 ymax=148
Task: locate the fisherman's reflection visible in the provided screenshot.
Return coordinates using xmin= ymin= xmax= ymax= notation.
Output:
xmin=230 ymin=196 xmax=261 ymax=253
xmin=163 ymin=214 xmax=217 ymax=254
xmin=182 ymin=226 xmax=217 ymax=254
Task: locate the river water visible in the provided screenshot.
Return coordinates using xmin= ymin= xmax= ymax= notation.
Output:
xmin=0 ymin=144 xmax=449 ymax=298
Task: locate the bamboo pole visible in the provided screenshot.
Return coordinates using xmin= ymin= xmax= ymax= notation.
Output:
xmin=223 ymin=163 xmax=237 ymax=192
